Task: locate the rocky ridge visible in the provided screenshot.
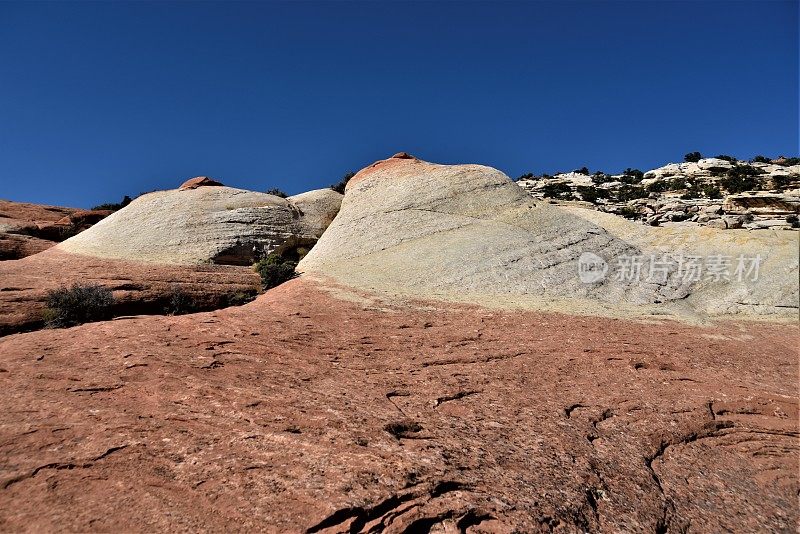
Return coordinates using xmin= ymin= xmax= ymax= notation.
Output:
xmin=516 ymin=157 xmax=800 ymax=231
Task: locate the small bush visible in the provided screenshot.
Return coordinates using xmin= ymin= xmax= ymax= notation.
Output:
xmin=575 ymin=186 xmax=609 ymax=204
xmin=164 ymin=287 xmax=197 ymax=315
xmin=646 ymin=181 xmax=668 ymax=193
xmin=715 ymin=155 xmax=737 ymax=163
xmin=785 ymin=215 xmax=799 ymax=228
xmin=44 ymin=284 xmax=114 ymax=328
xmin=623 ymin=168 xmax=644 ymax=181
xmin=777 ymin=157 xmax=800 ymax=166
xmin=752 ymin=155 xmax=771 ymax=164
xmin=255 ymin=253 xmax=298 ymax=290
xmin=668 ymin=177 xmax=687 ymax=190
xmin=516 ymin=172 xmax=534 ymax=181
xmin=266 ymin=188 xmax=288 ymax=198
xmin=772 ymin=175 xmax=794 ymax=189
xmin=541 ymin=182 xmax=574 ymax=200
xmin=330 ymin=171 xmax=356 ymax=194
xmin=684 ymin=152 xmax=702 ymax=163
xmin=617 ymin=185 xmax=648 ymax=202
xmin=92 ymin=195 xmax=132 ymax=212
xmin=721 ymin=165 xmax=762 ymax=193
xmin=591 ymin=173 xmax=614 ymax=185
xmin=226 ymin=291 xmax=257 ymax=306
xmin=702 ymin=184 xmax=722 ymax=199
xmin=573 ymin=166 xmax=590 ymax=175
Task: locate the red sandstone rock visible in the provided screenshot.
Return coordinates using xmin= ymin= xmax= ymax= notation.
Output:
xmin=0 ymin=201 xmax=110 ymax=260
xmin=0 ymin=249 xmax=260 ymax=335
xmin=346 ymin=153 xmax=424 ymax=190
xmin=178 ymin=176 xmax=224 ymax=190
xmin=0 ymin=277 xmax=796 ymax=532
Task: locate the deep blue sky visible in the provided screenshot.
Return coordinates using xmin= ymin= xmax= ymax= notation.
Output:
xmin=1 ymin=1 xmax=797 ymax=208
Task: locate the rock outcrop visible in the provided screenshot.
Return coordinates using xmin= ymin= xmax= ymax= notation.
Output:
xmin=516 ymin=157 xmax=800 ymax=231
xmin=59 ymin=184 xmax=342 ymax=266
xmin=178 ymin=176 xmax=224 ymax=190
xmin=0 ymin=182 xmax=343 ymax=334
xmin=300 ymin=155 xmax=798 ymax=318
xmin=0 ymin=200 xmax=111 ymax=260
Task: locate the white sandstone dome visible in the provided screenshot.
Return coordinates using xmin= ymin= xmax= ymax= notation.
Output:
xmin=299 ymin=154 xmax=798 ymax=318
xmin=59 ymin=181 xmax=342 ymax=265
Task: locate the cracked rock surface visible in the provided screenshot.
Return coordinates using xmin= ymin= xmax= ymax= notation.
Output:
xmin=0 ymin=279 xmax=796 ymax=532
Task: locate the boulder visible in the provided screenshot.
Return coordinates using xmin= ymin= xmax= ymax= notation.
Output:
xmin=0 ymin=200 xmax=110 ymax=260
xmin=179 ymin=176 xmax=224 ymax=190
xmin=721 ymin=215 xmax=744 ymax=229
xmin=697 ymin=158 xmax=734 ymax=171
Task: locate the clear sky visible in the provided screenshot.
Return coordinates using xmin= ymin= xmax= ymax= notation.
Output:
xmin=1 ymin=1 xmax=797 ymax=208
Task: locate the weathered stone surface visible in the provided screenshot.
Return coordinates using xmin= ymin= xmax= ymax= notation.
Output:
xmin=59 ymin=186 xmax=341 ymax=266
xmin=0 ymin=278 xmax=796 ymax=532
xmin=286 ymin=188 xmax=343 ymax=239
xmin=178 ymin=176 xmax=224 ymax=190
xmin=0 ymin=200 xmax=111 ymax=260
xmin=723 ymin=192 xmax=800 ymax=216
xmin=0 ymin=249 xmax=260 ymax=336
xmin=301 ymin=155 xmax=798 ymax=318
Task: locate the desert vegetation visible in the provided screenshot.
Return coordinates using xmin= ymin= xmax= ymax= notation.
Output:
xmin=43 ymin=283 xmax=114 ymax=328
xmin=92 ymin=195 xmax=132 ymax=211
xmin=255 ymin=253 xmax=298 ymax=289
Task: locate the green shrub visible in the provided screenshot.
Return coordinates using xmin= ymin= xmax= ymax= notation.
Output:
xmin=266 ymin=188 xmax=288 ymax=198
xmin=573 ymin=167 xmax=590 ymax=175
xmin=786 ymin=215 xmax=800 ymax=228
xmin=617 ymin=185 xmax=648 ymax=202
xmin=715 ymin=155 xmax=737 ymax=163
xmin=164 ymin=287 xmax=197 ymax=315
xmin=721 ymin=165 xmax=762 ymax=193
xmin=92 ymin=195 xmax=132 ymax=212
xmin=668 ymin=177 xmax=687 ymax=190
xmin=575 ymin=186 xmax=609 ymax=204
xmin=541 ymin=182 xmax=574 ymax=200
xmin=702 ymin=184 xmax=722 ymax=199
xmin=772 ymin=175 xmax=794 ymax=189
xmin=777 ymin=157 xmax=800 ymax=166
xmin=516 ymin=173 xmax=534 ymax=181
xmin=623 ymin=168 xmax=644 ymax=181
xmin=591 ymin=173 xmax=614 ymax=185
xmin=752 ymin=155 xmax=771 ymax=164
xmin=330 ymin=171 xmax=356 ymax=194
xmin=254 ymin=253 xmax=298 ymax=290
xmin=43 ymin=284 xmax=114 ymax=328
xmin=226 ymin=291 xmax=257 ymax=306
xmin=646 ymin=181 xmax=668 ymax=193
xmin=684 ymin=152 xmax=702 ymax=163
